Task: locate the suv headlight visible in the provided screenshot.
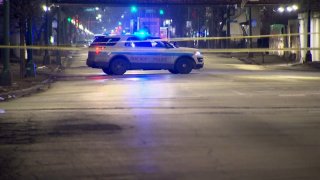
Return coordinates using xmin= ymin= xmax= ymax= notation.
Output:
xmin=194 ymin=51 xmax=201 ymax=56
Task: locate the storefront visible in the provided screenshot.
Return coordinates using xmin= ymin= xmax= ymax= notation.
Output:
xmin=299 ymin=11 xmax=320 ymax=62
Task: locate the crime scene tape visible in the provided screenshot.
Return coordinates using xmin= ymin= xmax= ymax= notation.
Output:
xmin=118 ymin=32 xmax=320 ymax=43
xmin=0 ymin=43 xmax=319 ymax=52
xmin=0 ymin=33 xmax=319 ymax=53
xmin=0 ymin=45 xmax=319 ymax=53
xmin=165 ymin=32 xmax=320 ymax=42
xmin=199 ymin=48 xmax=320 ymax=53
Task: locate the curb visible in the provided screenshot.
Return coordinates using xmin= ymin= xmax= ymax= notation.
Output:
xmin=276 ymin=64 xmax=320 ymax=72
xmin=238 ymin=57 xmax=256 ymax=64
xmin=0 ymin=66 xmax=61 ymax=102
xmin=0 ymin=77 xmax=53 ymax=102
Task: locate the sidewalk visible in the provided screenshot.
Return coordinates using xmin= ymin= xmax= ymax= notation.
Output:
xmin=0 ymin=56 xmax=61 ymax=101
xmin=219 ymin=52 xmax=320 ymax=71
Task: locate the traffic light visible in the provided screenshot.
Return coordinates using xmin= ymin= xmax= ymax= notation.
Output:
xmin=67 ymin=17 xmax=72 ymax=23
xmin=131 ymin=6 xmax=137 ymax=13
xmin=159 ymin=9 xmax=164 ymax=15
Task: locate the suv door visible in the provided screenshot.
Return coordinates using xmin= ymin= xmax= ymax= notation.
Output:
xmin=150 ymin=41 xmax=175 ymax=69
xmin=124 ymin=37 xmax=174 ymax=70
xmin=125 ymin=37 xmax=154 ymax=69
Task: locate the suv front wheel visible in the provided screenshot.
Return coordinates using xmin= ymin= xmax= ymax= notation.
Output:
xmin=168 ymin=69 xmax=179 ymax=74
xmin=175 ymin=58 xmax=193 ymax=74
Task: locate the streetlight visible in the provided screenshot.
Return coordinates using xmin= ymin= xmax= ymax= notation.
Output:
xmin=286 ymin=6 xmax=293 ymax=12
xmin=42 ymin=5 xmax=50 ymax=12
xmin=42 ymin=4 xmax=58 ymax=12
xmin=276 ymin=5 xmax=299 ymax=13
xmin=277 ymin=7 xmax=285 ymax=13
xmin=42 ymin=2 xmax=60 ymax=65
xmin=43 ymin=0 xmax=51 ymax=65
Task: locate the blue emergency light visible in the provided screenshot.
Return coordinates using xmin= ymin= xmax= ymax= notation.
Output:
xmin=133 ymin=30 xmax=150 ymax=39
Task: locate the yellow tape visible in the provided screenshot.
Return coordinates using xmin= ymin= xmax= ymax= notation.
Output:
xmin=0 ymin=45 xmax=319 ymax=53
xmin=0 ymin=32 xmax=319 ymax=52
xmin=199 ymin=47 xmax=320 ymax=53
xmin=168 ymin=32 xmax=320 ymax=42
xmin=0 ymin=45 xmax=83 ymax=51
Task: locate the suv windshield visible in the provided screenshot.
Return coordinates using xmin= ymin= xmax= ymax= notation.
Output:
xmin=161 ymin=41 xmax=175 ymax=48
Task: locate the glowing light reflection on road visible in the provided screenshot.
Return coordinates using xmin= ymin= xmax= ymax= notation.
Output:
xmin=241 ymin=75 xmax=320 ymax=81
xmin=118 ymin=74 xmax=170 ymax=174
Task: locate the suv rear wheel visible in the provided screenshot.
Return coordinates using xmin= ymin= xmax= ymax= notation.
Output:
xmin=110 ymin=58 xmax=128 ymax=75
xmin=175 ymin=58 xmax=193 ymax=74
xmin=102 ymin=68 xmax=113 ymax=75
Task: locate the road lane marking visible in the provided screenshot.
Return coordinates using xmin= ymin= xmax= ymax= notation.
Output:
xmin=279 ymin=94 xmax=306 ymax=97
xmin=231 ymin=90 xmax=246 ymax=96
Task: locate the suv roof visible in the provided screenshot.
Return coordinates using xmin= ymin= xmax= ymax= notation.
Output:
xmin=93 ymin=34 xmax=161 ymax=40
xmin=91 ymin=35 xmax=165 ymax=47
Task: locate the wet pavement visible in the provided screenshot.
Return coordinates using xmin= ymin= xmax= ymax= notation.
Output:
xmin=1 ymin=52 xmax=320 ymax=179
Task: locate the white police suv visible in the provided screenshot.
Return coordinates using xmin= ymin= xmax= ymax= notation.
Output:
xmin=86 ymin=34 xmax=204 ymax=75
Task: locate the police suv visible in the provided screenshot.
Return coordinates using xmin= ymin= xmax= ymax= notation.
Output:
xmin=86 ymin=34 xmax=204 ymax=75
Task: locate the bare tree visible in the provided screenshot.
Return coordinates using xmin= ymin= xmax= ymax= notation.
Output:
xmin=211 ymin=6 xmax=228 ymax=48
xmin=11 ymin=0 xmax=43 ymax=78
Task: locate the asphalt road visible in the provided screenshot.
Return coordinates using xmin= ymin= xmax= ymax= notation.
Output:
xmin=1 ymin=52 xmax=320 ymax=180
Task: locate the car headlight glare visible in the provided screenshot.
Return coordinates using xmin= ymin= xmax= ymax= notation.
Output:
xmin=194 ymin=51 xmax=201 ymax=56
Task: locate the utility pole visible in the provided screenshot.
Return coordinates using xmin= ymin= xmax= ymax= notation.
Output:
xmin=56 ymin=7 xmax=62 ymax=66
xmin=26 ymin=17 xmax=36 ymax=77
xmin=226 ymin=5 xmax=231 ymax=48
xmin=0 ymin=0 xmax=12 ymax=86
xmin=305 ymin=0 xmax=312 ymax=63
xmin=248 ymin=6 xmax=253 ymax=58
xmin=63 ymin=19 xmax=67 ymax=45
xmin=43 ymin=0 xmax=51 ymax=65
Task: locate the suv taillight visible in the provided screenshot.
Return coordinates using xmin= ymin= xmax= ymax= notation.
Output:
xmin=95 ymin=46 xmax=105 ymax=55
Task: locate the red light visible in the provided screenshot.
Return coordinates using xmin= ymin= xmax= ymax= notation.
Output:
xmin=95 ymin=46 xmax=105 ymax=55
xmin=95 ymin=47 xmax=100 ymax=54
